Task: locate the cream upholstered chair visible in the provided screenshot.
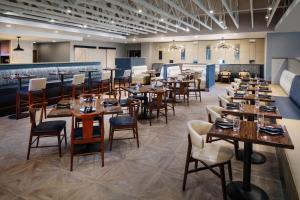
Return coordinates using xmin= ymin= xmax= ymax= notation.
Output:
xmin=206 ymin=105 xmax=224 ymax=123
xmin=220 ymin=71 xmax=231 ymax=83
xmin=182 ymin=120 xmax=233 ymax=200
xmin=239 ymin=71 xmax=250 ymax=79
xmin=234 ymin=78 xmax=242 ymax=84
xmin=167 ymin=65 xmax=181 ymax=78
xmin=226 ymin=87 xmax=235 ymax=97
xmin=131 ymin=65 xmax=149 ymax=84
xmin=29 ymin=78 xmax=47 ymax=91
xmin=230 ymin=82 xmax=239 ymax=90
xmin=101 ymin=71 xmax=111 ymax=81
xmin=218 ymin=95 xmax=232 ymax=108
xmin=70 ymin=74 xmax=85 ymax=98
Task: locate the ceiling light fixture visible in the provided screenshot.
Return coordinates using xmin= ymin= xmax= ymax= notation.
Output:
xmin=50 ymin=19 xmax=55 ymax=23
xmin=160 ymin=18 xmax=164 ymax=22
xmin=268 ymin=7 xmax=272 ymax=11
xmin=132 ymin=38 xmax=136 ymax=41
xmin=66 ymin=8 xmax=72 ymax=13
xmin=52 ymin=40 xmax=56 ymax=43
xmin=5 ymin=24 xmax=12 ymax=28
xmin=87 ymin=35 xmax=91 ymax=37
xmin=138 ymin=9 xmax=142 ymax=13
xmin=83 ymin=24 xmax=87 ymax=28
xmin=185 ymin=27 xmax=190 ymax=32
xmin=167 ymin=40 xmax=184 ymax=52
xmin=13 ymin=36 xmax=24 ymax=51
xmin=265 ymin=15 xmax=269 ymax=19
xmin=54 ymin=30 xmax=59 ymax=33
xmin=209 ymin=10 xmax=214 ymax=14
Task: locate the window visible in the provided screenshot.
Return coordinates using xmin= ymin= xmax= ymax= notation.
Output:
xmin=206 ymin=46 xmax=211 ymax=61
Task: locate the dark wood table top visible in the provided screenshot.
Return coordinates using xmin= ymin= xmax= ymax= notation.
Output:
xmin=163 ymin=80 xmax=193 ymax=84
xmin=49 ymin=71 xmax=73 ymax=75
xmin=236 ymin=87 xmax=272 ymax=93
xmin=231 ymin=94 xmax=275 ymax=102
xmin=79 ymin=69 xmax=99 ymax=73
xmin=241 ymin=81 xmax=269 ymax=86
xmin=47 ymin=98 xmax=122 ymax=118
xmin=102 ymin=68 xmax=119 ymax=71
xmin=3 ymin=74 xmax=36 ymax=80
xmin=222 ymin=104 xmax=282 ymax=119
xmin=207 ymin=121 xmax=294 ymax=149
xmin=122 ymin=85 xmax=167 ymax=94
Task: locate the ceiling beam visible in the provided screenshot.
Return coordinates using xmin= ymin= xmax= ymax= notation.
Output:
xmin=250 ymin=0 xmax=254 ymax=29
xmin=221 ymin=0 xmax=239 ymax=29
xmin=267 ymin=0 xmax=281 ymax=27
xmin=162 ymin=0 xmax=212 ymax=30
xmin=132 ymin=0 xmax=200 ymax=31
xmin=191 ymin=0 xmax=226 ymax=29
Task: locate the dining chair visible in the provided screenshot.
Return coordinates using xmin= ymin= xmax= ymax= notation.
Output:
xmin=109 ymin=99 xmax=140 ymax=150
xmin=165 ymin=88 xmax=176 ymax=116
xmin=225 ymin=87 xmax=235 ymax=97
xmin=175 ymin=82 xmax=189 ymax=105
xmin=220 ymin=71 xmax=231 ymax=83
xmin=239 ymin=71 xmax=250 ymax=79
xmin=148 ymin=91 xmax=168 ymax=126
xmin=218 ymin=95 xmax=232 ymax=108
xmin=27 ymin=102 xmax=67 ymax=160
xmin=70 ymin=111 xmax=105 ymax=171
xmin=183 ymin=120 xmax=233 ymax=200
xmin=16 ymin=78 xmax=47 ymax=119
xmin=187 ymin=78 xmax=202 ymax=102
xmin=61 ymin=74 xmax=85 ymax=99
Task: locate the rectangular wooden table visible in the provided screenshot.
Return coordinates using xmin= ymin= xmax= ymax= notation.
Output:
xmin=236 ymin=87 xmax=272 ymax=94
xmin=231 ymin=94 xmax=275 ymax=105
xmin=47 ymin=98 xmax=122 ymax=118
xmin=222 ymin=104 xmax=282 ymax=119
xmin=207 ymin=121 xmax=294 ymax=200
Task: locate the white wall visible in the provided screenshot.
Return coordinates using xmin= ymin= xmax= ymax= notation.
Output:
xmin=141 ymin=43 xmax=153 ymax=69
xmin=10 ymin=40 xmax=33 ymax=63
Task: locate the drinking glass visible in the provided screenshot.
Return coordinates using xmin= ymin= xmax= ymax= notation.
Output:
xmin=239 ymin=103 xmax=244 ymax=112
xmin=255 ymin=99 xmax=260 ymax=109
xmin=233 ymin=117 xmax=240 ymax=132
xmin=257 ymin=113 xmax=264 ymax=130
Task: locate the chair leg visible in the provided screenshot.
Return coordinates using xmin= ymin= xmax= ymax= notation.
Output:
xmin=64 ymin=127 xmax=67 ymax=146
xmin=182 ymin=146 xmax=191 ymax=191
xmin=58 ymin=135 xmax=62 ymax=157
xmin=149 ymin=108 xmax=152 ymax=126
xmin=101 ymin=141 xmax=104 ymax=167
xmin=36 ymin=136 xmax=40 ymax=147
xmin=165 ymin=107 xmax=168 ymax=124
xmin=135 ymin=127 xmax=139 ymax=148
xmin=228 ymin=161 xmax=233 ymax=181
xmin=70 ymin=144 xmax=74 ymax=171
xmin=26 ymin=134 xmax=33 ymax=160
xmin=109 ymin=128 xmax=114 ymax=151
xmin=16 ymin=92 xmax=20 ymax=119
xmin=219 ymin=164 xmax=227 ymax=200
xmin=199 ymin=91 xmax=201 ymax=102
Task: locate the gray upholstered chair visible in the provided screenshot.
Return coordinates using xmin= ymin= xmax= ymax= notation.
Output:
xmin=182 ymin=120 xmax=233 ymax=200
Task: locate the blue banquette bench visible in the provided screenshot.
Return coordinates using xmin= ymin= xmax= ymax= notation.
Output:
xmin=0 ymin=62 xmax=101 ymax=116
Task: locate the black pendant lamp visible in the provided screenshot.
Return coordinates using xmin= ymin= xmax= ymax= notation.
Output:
xmin=13 ymin=36 xmax=24 ymax=51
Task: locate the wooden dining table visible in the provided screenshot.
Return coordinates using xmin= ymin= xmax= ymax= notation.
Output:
xmin=236 ymin=87 xmax=272 ymax=94
xmin=47 ymin=98 xmax=122 ymax=118
xmin=231 ymin=94 xmax=275 ymax=105
xmin=207 ymin=121 xmax=294 ymax=200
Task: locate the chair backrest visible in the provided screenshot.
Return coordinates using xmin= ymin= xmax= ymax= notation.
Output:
xmin=218 ymin=95 xmax=231 ymax=108
xmin=150 ymin=90 xmax=166 ymax=108
xmin=128 ymin=99 xmax=141 ymax=122
xmin=28 ymin=78 xmax=47 ymax=91
xmin=178 ymin=82 xmax=188 ymax=94
xmin=231 ymin=82 xmax=239 ymax=90
xmin=206 ymin=105 xmax=224 ymax=123
xmin=187 ymin=120 xmax=212 ymax=149
xmin=101 ymin=71 xmax=111 ymax=80
xmin=280 ymin=70 xmax=296 ymax=95
xmin=72 ymin=74 xmax=85 ymax=85
xmin=29 ymin=103 xmax=47 ymax=129
xmin=239 ymin=71 xmax=250 ymax=78
xmin=220 ymin=71 xmax=231 ymax=76
xmin=195 ymin=78 xmax=201 ymax=89
xmin=123 ymin=69 xmax=131 ymax=77
xmin=132 ymin=65 xmax=147 ymax=76
xmin=234 ymin=78 xmax=242 ymax=84
xmin=71 ymin=112 xmax=104 ymax=142
xmin=167 ymin=66 xmax=181 ymax=77
xmin=226 ymin=87 xmax=235 ymax=97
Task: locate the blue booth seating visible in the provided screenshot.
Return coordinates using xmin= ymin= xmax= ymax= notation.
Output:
xmin=0 ymin=62 xmax=101 ymax=116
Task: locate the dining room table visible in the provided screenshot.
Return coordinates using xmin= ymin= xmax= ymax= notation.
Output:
xmin=102 ymin=68 xmax=120 ymax=95
xmin=236 ymin=86 xmax=272 ymax=94
xmin=231 ymin=93 xmax=275 ymax=105
xmin=47 ymin=97 xmax=123 ymax=118
xmin=222 ymin=103 xmax=282 ymax=164
xmin=79 ymin=69 xmax=99 ymax=92
xmin=207 ymin=121 xmax=294 ymax=200
xmin=49 ymin=71 xmax=73 ymax=85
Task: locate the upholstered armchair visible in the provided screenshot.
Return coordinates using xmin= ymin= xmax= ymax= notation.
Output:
xmin=182 ymin=120 xmax=233 ymax=200
xmin=218 ymin=95 xmax=232 ymax=108
xmin=206 ymin=105 xmax=225 ymax=123
xmin=167 ymin=65 xmax=181 ymax=79
xmin=239 ymin=71 xmax=250 ymax=79
xmin=131 ymin=65 xmax=149 ymax=85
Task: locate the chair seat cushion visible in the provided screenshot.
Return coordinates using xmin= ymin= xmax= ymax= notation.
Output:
xmin=192 ymin=142 xmax=233 ymax=164
xmin=119 ymin=99 xmax=129 ymax=107
xmin=110 ymin=116 xmax=135 ymax=126
xmin=74 ymin=126 xmax=101 ymax=140
xmin=32 ymin=120 xmax=66 ymax=133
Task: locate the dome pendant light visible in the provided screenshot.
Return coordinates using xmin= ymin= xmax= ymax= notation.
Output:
xmin=13 ymin=36 xmax=24 ymax=51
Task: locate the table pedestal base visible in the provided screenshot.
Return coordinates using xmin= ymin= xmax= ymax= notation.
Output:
xmin=8 ymin=112 xmax=29 ymax=120
xmin=237 ymin=150 xmax=266 ymax=164
xmin=227 ymin=181 xmax=269 ymax=200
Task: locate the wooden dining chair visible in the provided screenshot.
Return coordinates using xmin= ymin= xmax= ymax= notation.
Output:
xmin=175 ymin=82 xmax=189 ymax=105
xmin=149 ymin=90 xmax=168 ymax=125
xmin=183 ymin=120 xmax=233 ymax=200
xmin=61 ymin=74 xmax=85 ymax=99
xmin=187 ymin=78 xmax=202 ymax=102
xmin=27 ymin=102 xmax=67 ymax=160
xmin=109 ymin=99 xmax=140 ymax=150
xmin=70 ymin=112 xmax=105 ymax=171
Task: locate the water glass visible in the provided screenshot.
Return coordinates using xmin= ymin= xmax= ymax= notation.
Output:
xmin=233 ymin=117 xmax=240 ymax=132
xmin=257 ymin=113 xmax=264 ymax=129
xmin=239 ymin=103 xmax=244 ymax=112
xmin=255 ymin=100 xmax=260 ymax=109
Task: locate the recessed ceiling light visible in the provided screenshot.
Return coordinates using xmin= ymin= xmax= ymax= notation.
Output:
xmin=83 ymin=24 xmax=87 ymax=28
xmin=265 ymin=15 xmax=269 ymax=19
xmin=33 ymin=41 xmax=36 ymax=44
xmin=138 ymin=9 xmax=142 ymax=13
xmin=268 ymin=7 xmax=272 ymax=11
xmin=87 ymin=35 xmax=91 ymax=37
xmin=160 ymin=18 xmax=164 ymax=22
xmin=111 ymin=20 xmax=115 ymax=24
xmin=50 ymin=19 xmax=55 ymax=23
xmin=209 ymin=10 xmax=214 ymax=14
xmin=132 ymin=38 xmax=136 ymax=41
xmin=54 ymin=30 xmax=59 ymax=33
xmin=66 ymin=8 xmax=72 ymax=13
xmin=224 ymin=26 xmax=228 ymax=30
xmin=110 ymin=38 xmax=114 ymax=40
xmin=5 ymin=24 xmax=12 ymax=28
xmin=194 ymin=35 xmax=198 ymax=38
xmin=52 ymin=40 xmax=56 ymax=42
xmin=161 ymin=37 xmax=165 ymax=40
xmin=220 ymin=21 xmax=223 ymax=24
xmin=185 ymin=27 xmax=190 ymax=32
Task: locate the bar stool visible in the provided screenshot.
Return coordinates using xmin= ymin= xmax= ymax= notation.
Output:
xmin=61 ymin=74 xmax=85 ymax=99
xmin=16 ymin=78 xmax=47 ymax=119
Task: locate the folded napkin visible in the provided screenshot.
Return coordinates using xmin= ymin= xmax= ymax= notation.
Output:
xmin=234 ymin=93 xmax=245 ymax=97
xmin=259 ymin=87 xmax=269 ymax=91
xmin=258 ymin=94 xmax=271 ymax=99
xmin=80 ymin=106 xmax=96 ymax=113
xmin=260 ymin=125 xmax=284 ymax=135
xmin=216 ymin=118 xmax=233 ymax=129
xmin=260 ymin=105 xmax=276 ymax=112
xmin=226 ymin=103 xmax=240 ymax=109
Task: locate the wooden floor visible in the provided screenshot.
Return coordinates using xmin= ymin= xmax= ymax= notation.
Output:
xmin=0 ymin=83 xmax=284 ymax=200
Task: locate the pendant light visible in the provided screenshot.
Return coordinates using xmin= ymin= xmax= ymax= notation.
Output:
xmin=13 ymin=36 xmax=24 ymax=51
